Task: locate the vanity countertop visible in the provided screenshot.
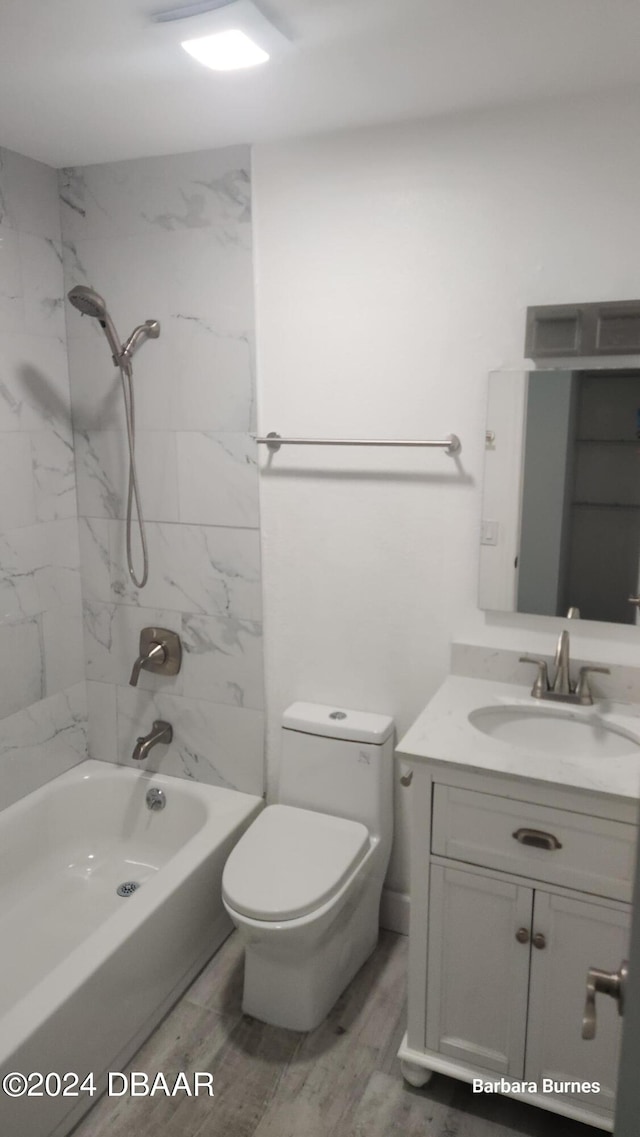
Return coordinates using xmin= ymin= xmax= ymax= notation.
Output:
xmin=397 ymin=675 xmax=640 ymax=801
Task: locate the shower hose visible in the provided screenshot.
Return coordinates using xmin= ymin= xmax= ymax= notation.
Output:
xmin=119 ymin=359 xmax=148 ymax=589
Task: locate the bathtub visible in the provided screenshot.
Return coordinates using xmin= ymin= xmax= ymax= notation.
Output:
xmin=0 ymin=759 xmax=263 ymax=1137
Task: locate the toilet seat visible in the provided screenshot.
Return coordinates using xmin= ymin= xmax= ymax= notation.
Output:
xmin=222 ymin=804 xmax=369 ymax=922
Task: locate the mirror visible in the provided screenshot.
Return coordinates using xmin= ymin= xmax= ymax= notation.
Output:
xmin=479 ymin=368 xmax=640 ymax=625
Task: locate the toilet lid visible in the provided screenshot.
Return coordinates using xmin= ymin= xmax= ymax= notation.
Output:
xmin=222 ymin=804 xmax=369 ymax=922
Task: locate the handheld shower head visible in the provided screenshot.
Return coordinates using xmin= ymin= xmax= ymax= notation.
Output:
xmin=67 ymin=284 xmax=123 ymax=366
xmin=67 ymin=284 xmax=107 ymax=319
xmin=66 ymin=281 xmax=162 ymax=591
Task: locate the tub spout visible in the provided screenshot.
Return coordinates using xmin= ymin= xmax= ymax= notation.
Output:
xmin=132 ymin=720 xmax=173 ymax=762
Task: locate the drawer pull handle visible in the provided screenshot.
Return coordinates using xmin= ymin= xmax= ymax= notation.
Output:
xmin=512 ymin=828 xmax=562 ymax=851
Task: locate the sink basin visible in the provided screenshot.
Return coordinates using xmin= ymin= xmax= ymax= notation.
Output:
xmin=468 ymin=705 xmax=640 ymax=758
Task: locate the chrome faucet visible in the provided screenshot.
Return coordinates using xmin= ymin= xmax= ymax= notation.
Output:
xmin=520 ymin=631 xmax=610 ymax=706
xmin=132 ymin=720 xmax=173 ymax=762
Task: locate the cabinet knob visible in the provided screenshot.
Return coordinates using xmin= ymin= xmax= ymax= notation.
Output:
xmin=532 ymin=932 xmax=546 ymax=950
xmin=515 ymin=927 xmax=530 ymax=944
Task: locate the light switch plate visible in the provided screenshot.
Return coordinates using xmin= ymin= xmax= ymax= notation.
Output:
xmin=481 ymin=520 xmax=499 ymax=546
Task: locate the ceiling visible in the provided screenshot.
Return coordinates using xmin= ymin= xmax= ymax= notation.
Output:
xmin=2 ymin=0 xmax=640 ymax=167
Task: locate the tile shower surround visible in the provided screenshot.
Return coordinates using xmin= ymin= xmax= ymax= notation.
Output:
xmin=59 ymin=147 xmax=265 ymax=796
xmin=0 ymin=146 xmax=86 ymax=810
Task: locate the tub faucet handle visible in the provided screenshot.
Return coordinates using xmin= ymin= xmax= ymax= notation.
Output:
xmin=130 ymin=640 xmax=165 ymax=686
xmin=129 ymin=627 xmax=182 ymax=687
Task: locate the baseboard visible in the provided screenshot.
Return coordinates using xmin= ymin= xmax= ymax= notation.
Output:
xmin=380 ymin=887 xmax=410 ymax=935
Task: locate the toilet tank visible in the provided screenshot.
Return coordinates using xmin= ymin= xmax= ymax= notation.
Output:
xmin=278 ymin=702 xmax=394 ymax=844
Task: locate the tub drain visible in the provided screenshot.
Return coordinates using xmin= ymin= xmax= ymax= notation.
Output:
xmin=116 ymin=881 xmax=140 ymax=898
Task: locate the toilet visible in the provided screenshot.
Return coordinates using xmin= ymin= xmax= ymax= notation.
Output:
xmin=222 ymin=701 xmax=394 ymax=1032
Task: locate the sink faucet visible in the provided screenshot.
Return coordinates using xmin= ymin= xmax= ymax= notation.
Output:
xmin=552 ymin=629 xmax=571 ymax=696
xmin=132 ymin=720 xmax=173 ymax=761
xmin=520 ymin=631 xmax=610 ymax=706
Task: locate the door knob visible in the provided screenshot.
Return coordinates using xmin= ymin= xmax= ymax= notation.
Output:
xmin=582 ymin=960 xmax=628 ymax=1040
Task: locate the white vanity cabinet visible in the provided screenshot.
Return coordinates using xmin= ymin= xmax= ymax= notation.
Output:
xmin=398 ymin=762 xmax=636 ymax=1131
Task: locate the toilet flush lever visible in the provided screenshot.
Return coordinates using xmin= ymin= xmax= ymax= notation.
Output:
xmin=582 ymin=960 xmax=628 ymax=1040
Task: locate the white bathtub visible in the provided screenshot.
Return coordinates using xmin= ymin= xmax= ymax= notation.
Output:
xmin=0 ymin=759 xmax=263 ymax=1137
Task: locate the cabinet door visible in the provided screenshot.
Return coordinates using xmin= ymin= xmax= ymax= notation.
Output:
xmin=426 ymin=864 xmax=532 ymax=1075
xmin=525 ymin=891 xmax=630 ymax=1118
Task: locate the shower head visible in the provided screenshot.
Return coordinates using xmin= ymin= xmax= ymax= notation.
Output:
xmin=67 ymin=284 xmax=123 ymax=366
xmin=67 ymin=284 xmax=108 ymax=319
xmin=67 ymin=283 xmax=159 ymax=592
xmin=67 ymin=285 xmax=161 ymax=367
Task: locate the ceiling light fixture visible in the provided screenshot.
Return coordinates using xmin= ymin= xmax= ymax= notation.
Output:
xmin=152 ymin=0 xmax=292 ymax=71
xmin=182 ymin=28 xmax=269 ymax=71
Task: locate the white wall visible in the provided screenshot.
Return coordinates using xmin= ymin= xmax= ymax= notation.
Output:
xmin=0 ymin=146 xmax=87 ymax=811
xmin=253 ymin=89 xmax=640 ymax=904
xmin=479 ymin=370 xmax=526 ymax=613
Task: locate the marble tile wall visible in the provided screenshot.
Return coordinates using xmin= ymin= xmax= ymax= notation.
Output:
xmin=0 ymin=146 xmax=87 ymax=810
xmin=59 ymin=147 xmax=264 ymax=795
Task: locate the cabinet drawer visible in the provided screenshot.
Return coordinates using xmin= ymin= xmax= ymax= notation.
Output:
xmin=431 ymin=786 xmax=636 ymax=901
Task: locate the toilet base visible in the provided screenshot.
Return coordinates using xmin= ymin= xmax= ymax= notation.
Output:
xmin=240 ymin=886 xmax=381 ymax=1032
